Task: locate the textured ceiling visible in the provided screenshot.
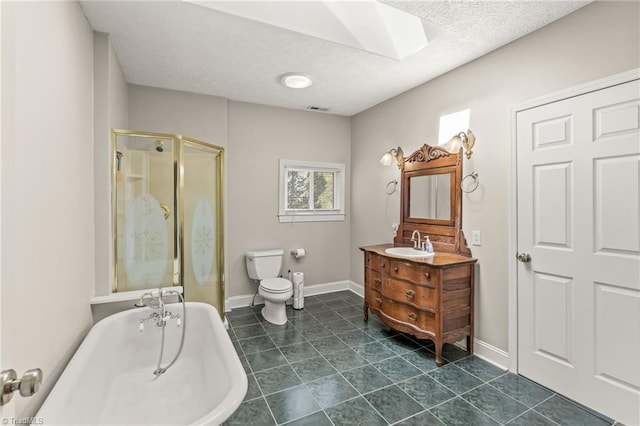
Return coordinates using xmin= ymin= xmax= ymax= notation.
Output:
xmin=80 ymin=1 xmax=590 ymax=116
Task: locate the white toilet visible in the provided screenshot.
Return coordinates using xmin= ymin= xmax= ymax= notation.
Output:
xmin=245 ymin=249 xmax=293 ymax=325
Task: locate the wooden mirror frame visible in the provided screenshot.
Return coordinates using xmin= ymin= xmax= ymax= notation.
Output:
xmin=394 ymin=144 xmax=471 ymax=256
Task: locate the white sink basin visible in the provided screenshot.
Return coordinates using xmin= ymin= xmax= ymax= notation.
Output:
xmin=385 ymin=247 xmax=434 ymax=258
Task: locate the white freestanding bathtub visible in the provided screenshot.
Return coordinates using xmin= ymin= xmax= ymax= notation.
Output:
xmin=37 ymin=302 xmax=247 ymax=425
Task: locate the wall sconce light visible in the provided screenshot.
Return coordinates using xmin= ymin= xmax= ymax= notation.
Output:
xmin=444 ymin=129 xmax=476 ymax=159
xmin=380 ymin=146 xmax=404 ymax=169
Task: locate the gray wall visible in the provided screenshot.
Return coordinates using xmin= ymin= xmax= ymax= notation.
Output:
xmin=350 ymin=1 xmax=640 ymax=352
xmin=227 ymin=101 xmax=351 ymax=297
xmin=1 ymin=2 xmax=95 ymax=416
xmin=128 ymin=84 xmax=228 ymax=144
xmin=94 ymin=32 xmax=128 ymax=297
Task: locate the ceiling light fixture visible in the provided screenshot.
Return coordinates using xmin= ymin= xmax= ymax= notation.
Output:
xmin=281 ymin=73 xmax=313 ymax=89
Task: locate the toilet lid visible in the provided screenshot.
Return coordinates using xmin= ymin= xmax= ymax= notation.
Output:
xmin=261 ymin=278 xmax=292 ymax=293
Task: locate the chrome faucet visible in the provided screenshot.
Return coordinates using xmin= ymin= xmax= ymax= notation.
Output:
xmin=135 ymin=288 xmax=182 ymax=331
xmin=134 ymin=287 xmax=170 ymax=310
xmin=134 ymin=291 xmax=154 ymax=308
xmin=411 ymin=230 xmax=421 ymax=250
xmin=410 ymin=230 xmax=430 ymax=251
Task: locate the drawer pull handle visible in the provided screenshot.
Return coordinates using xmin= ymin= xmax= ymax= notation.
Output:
xmin=424 ymin=272 xmax=431 ymax=279
xmin=405 ymin=289 xmax=415 ymax=298
xmin=393 ymin=266 xmax=399 ymax=272
xmin=374 ymin=278 xmax=382 ymax=286
xmin=407 ymin=312 xmax=417 ymax=321
xmin=381 ymin=263 xmax=386 ymax=268
xmin=375 ymin=298 xmax=382 ymax=305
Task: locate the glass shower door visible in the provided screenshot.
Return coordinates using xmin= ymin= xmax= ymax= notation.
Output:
xmin=114 ymin=132 xmax=177 ymax=292
xmin=181 ymin=139 xmax=224 ymax=315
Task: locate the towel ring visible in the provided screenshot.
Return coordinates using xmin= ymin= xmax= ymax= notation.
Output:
xmin=461 ymin=172 xmax=479 ymax=193
xmin=385 ymin=179 xmax=398 ymax=195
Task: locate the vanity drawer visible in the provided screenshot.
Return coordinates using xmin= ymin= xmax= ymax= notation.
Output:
xmin=369 ymin=270 xmax=384 ymax=291
xmin=368 ymin=253 xmax=390 ymax=274
xmin=369 ymin=289 xmax=435 ymax=332
xmin=381 ymin=279 xmax=435 ymax=311
xmin=390 ymin=260 xmax=437 ymax=286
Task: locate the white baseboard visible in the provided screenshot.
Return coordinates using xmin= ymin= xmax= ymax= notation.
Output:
xmin=472 ymin=338 xmax=510 ymax=370
xmin=348 ymin=280 xmax=364 ymax=297
xmin=225 ymin=280 xmax=353 ymax=311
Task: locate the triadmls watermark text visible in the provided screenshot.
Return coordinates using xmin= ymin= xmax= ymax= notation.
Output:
xmin=2 ymin=417 xmax=44 ymax=425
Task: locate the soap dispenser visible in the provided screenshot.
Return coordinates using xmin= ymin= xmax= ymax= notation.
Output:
xmin=425 ymin=236 xmax=434 ymax=254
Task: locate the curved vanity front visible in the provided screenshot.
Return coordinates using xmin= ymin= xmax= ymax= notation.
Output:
xmin=361 ymin=244 xmax=477 ymax=366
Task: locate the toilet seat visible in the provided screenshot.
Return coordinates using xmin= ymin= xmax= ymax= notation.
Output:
xmin=260 ymin=278 xmax=292 ymax=294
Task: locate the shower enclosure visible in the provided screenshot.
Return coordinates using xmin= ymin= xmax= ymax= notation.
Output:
xmin=112 ymin=129 xmax=224 ymax=315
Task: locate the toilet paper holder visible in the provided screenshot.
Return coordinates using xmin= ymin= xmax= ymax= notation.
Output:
xmin=290 ymin=248 xmax=306 ymax=259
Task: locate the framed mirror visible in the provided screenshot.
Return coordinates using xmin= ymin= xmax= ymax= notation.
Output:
xmin=408 ymin=172 xmax=454 ymax=223
xmin=395 ymin=144 xmax=470 ymax=256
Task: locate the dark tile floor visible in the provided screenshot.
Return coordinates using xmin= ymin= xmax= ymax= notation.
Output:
xmin=224 ymin=291 xmax=616 ymax=426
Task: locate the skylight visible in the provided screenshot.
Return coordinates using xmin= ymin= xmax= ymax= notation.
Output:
xmin=185 ymin=0 xmax=443 ymax=61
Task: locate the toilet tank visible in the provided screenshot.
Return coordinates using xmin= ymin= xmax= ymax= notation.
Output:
xmin=245 ymin=249 xmax=284 ymax=280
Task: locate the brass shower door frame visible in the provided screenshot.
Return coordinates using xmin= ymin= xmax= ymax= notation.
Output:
xmin=111 ymin=129 xmax=225 ymax=315
xmin=180 ymin=136 xmax=225 ymax=316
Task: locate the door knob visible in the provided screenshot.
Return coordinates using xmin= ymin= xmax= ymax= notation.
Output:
xmin=0 ymin=368 xmax=43 ymax=405
xmin=517 ymin=252 xmax=531 ymax=263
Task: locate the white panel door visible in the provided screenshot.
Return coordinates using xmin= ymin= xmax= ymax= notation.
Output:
xmin=517 ymin=79 xmax=640 ymax=425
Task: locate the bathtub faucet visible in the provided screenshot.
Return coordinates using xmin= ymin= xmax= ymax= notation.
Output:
xmin=138 ymin=310 xmax=181 ymax=332
xmin=134 ymin=288 xmax=181 ymax=309
xmin=136 ymin=288 xmax=183 ymax=332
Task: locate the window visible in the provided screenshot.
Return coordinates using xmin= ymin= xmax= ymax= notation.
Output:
xmin=278 ymin=159 xmax=346 ymax=223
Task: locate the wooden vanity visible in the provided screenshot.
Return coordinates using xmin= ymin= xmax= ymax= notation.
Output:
xmin=362 ymin=143 xmax=477 ymax=366
xmin=361 ymin=244 xmax=476 ymax=366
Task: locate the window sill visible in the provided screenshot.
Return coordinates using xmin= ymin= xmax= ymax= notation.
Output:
xmin=278 ymin=213 xmax=346 ymax=223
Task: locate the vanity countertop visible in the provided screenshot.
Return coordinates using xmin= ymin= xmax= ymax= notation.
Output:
xmin=360 ymin=244 xmax=477 ymax=267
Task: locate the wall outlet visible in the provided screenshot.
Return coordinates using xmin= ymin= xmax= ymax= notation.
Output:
xmin=471 ymin=230 xmax=481 ymax=246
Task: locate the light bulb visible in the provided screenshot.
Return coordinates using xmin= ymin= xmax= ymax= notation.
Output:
xmin=445 ymin=135 xmax=462 ymax=154
xmin=380 ymin=151 xmax=394 ymax=166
